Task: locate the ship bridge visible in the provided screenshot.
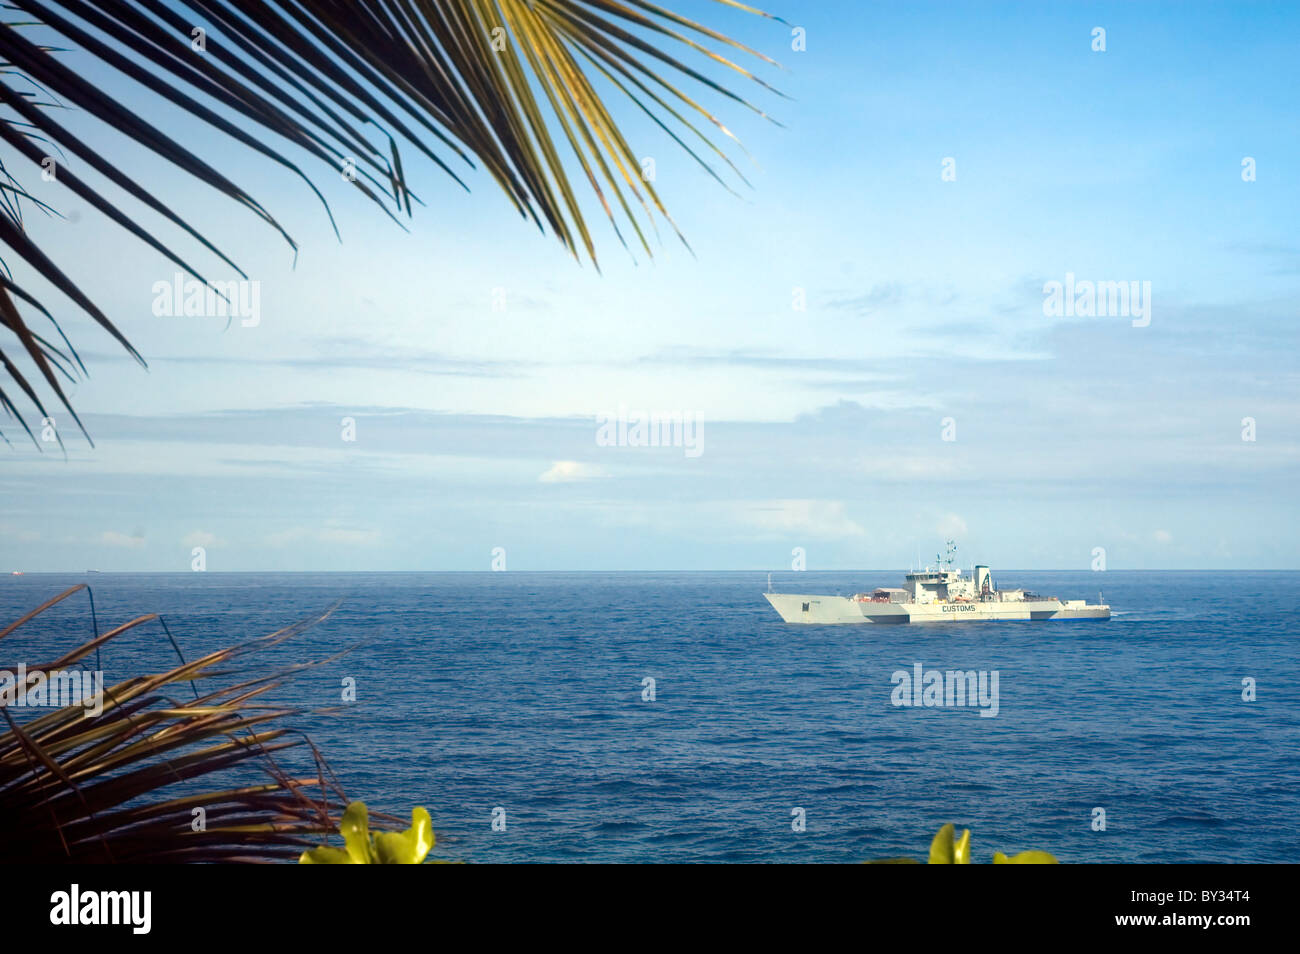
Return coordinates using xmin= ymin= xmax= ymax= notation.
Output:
xmin=904 ymin=569 xmax=966 ymax=603
xmin=903 ymin=543 xmax=990 ymax=603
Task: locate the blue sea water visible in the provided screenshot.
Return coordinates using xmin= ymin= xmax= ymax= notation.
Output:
xmin=2 ymin=570 xmax=1297 ymax=863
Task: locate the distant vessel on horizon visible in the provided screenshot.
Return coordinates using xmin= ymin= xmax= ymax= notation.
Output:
xmin=765 ymin=541 xmax=1110 ymax=624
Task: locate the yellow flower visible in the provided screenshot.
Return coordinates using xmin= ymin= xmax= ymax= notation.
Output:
xmin=869 ymin=823 xmax=1058 ymax=864
xmin=300 ymin=802 xmax=435 ymax=864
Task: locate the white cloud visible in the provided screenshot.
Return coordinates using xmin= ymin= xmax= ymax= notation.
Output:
xmin=937 ymin=513 xmax=968 ymax=538
xmin=736 ymin=500 xmax=866 ymax=540
xmin=1153 ymin=529 xmax=1173 ymax=543
xmin=265 ymin=526 xmax=381 ymax=547
xmin=182 ymin=530 xmax=219 ymax=548
xmin=100 ymin=531 xmax=145 ymax=548
xmin=539 ymin=460 xmax=606 ymax=483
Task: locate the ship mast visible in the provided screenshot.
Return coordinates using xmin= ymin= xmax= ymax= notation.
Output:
xmin=940 ymin=539 xmax=956 ymax=570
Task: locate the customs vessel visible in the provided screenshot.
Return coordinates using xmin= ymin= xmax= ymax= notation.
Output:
xmin=765 ymin=542 xmax=1109 ymax=624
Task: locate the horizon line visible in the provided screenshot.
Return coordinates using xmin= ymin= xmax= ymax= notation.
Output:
xmin=3 ymin=568 xmax=1295 ymax=575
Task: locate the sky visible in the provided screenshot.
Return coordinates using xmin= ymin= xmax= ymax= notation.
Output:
xmin=1 ymin=0 xmax=1298 ymax=571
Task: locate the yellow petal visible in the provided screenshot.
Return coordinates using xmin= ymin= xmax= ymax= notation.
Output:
xmin=298 ymin=846 xmax=357 ymax=864
xmin=994 ymin=849 xmax=1058 ymax=864
xmin=339 ymin=801 xmax=374 ymax=864
xmin=928 ymin=823 xmax=956 ymax=864
xmin=953 ymin=828 xmax=972 ymax=864
xmin=373 ymin=807 xmax=436 ymax=864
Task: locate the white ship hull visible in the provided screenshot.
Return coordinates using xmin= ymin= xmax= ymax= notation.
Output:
xmin=764 ymin=592 xmax=1110 ymax=624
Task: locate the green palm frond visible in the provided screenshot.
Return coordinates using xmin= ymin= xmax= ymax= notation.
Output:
xmin=0 ymin=584 xmax=355 ymax=863
xmin=0 ymin=0 xmax=782 ymax=444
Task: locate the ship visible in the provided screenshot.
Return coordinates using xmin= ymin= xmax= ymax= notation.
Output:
xmin=764 ymin=541 xmax=1109 ymax=624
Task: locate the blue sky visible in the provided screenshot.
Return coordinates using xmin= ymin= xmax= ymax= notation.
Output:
xmin=2 ymin=0 xmax=1298 ymax=571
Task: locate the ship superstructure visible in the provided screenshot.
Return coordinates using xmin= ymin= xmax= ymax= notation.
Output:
xmin=764 ymin=542 xmax=1109 ymax=624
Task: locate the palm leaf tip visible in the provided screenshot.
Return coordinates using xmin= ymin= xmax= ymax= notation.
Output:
xmin=2 ymin=0 xmax=780 ymax=436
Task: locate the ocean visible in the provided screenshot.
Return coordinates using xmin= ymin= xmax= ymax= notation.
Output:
xmin=2 ymin=570 xmax=1296 ymax=863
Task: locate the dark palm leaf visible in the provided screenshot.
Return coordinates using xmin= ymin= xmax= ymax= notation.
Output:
xmin=0 ymin=0 xmax=782 ymax=444
xmin=0 ymin=584 xmax=356 ymax=862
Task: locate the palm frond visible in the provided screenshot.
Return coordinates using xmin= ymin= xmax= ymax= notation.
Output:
xmin=0 ymin=0 xmax=781 ymax=444
xmin=0 ymin=585 xmax=354 ymax=863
